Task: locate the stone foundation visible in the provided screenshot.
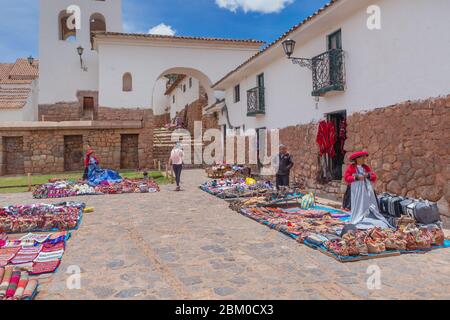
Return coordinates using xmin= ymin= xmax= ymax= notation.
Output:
xmin=0 ymin=108 xmax=155 ymax=176
xmin=154 ymin=113 xmax=170 ymax=128
xmin=279 ymin=95 xmax=450 ymax=212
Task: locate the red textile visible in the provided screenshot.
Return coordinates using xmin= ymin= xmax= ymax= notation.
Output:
xmin=84 ymin=150 xmax=99 ymax=167
xmin=344 ymin=164 xmax=377 ymax=184
xmin=349 ymin=151 xmax=369 ymax=161
xmin=317 ymin=120 xmax=337 ymax=158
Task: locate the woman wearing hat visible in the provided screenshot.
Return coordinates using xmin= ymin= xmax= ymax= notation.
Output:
xmin=343 ymin=151 xmax=387 ymax=227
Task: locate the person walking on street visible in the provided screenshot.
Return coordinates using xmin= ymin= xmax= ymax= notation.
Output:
xmin=275 ymin=145 xmax=294 ymax=190
xmin=169 ymin=142 xmax=184 ymax=191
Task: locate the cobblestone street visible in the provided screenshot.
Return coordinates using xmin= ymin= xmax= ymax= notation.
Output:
xmin=1 ymin=169 xmax=449 ymax=300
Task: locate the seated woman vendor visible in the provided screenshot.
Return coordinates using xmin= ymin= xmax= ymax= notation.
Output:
xmin=343 ymin=151 xmax=390 ymax=229
xmin=85 ymin=148 xmax=122 ymax=186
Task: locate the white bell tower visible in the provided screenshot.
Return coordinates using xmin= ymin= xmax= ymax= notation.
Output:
xmin=39 ymin=0 xmax=123 ymax=105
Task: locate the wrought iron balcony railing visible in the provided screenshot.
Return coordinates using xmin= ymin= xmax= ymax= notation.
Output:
xmin=311 ymin=49 xmax=345 ymax=96
xmin=247 ymin=86 xmax=265 ymax=116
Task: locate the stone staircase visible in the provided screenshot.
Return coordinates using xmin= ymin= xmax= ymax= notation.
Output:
xmin=152 ymin=127 xmax=204 ymax=169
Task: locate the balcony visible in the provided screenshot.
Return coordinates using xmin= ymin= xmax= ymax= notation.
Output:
xmin=247 ymin=86 xmax=265 ymax=116
xmin=311 ymin=49 xmax=345 ymax=96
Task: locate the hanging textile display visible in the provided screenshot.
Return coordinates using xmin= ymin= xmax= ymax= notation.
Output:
xmin=316 ymin=120 xmax=337 ymax=183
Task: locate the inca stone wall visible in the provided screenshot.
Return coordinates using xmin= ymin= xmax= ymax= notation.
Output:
xmin=345 ymin=95 xmax=450 ymax=214
xmin=279 ymin=95 xmax=450 ymax=215
xmin=0 ymin=108 xmax=155 ymax=175
xmin=154 ymin=113 xmax=170 ymax=128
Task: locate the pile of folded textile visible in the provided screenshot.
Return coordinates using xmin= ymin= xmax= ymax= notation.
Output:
xmin=200 ymin=179 xmax=275 ymax=199
xmin=0 ymin=202 xmax=84 ymax=233
xmin=0 ymin=232 xmax=69 ymax=275
xmin=33 ymin=181 xmax=96 ymax=199
xmin=0 ymin=267 xmax=39 ymax=300
xmin=94 ymin=178 xmax=160 ymax=194
xmin=33 ymin=179 xmax=160 ymax=199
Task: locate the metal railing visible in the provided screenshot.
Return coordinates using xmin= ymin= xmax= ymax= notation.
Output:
xmin=247 ymin=86 xmax=265 ymax=116
xmin=311 ymin=49 xmax=345 ymax=96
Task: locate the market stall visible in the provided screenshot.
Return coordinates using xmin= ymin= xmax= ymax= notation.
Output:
xmin=227 ymin=193 xmax=449 ymax=262
xmin=0 ymin=202 xmax=84 ymax=233
xmin=33 ymin=179 xmax=160 ymax=199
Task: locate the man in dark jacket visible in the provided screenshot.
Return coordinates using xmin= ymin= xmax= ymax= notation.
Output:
xmin=276 ymin=145 xmax=294 ymax=190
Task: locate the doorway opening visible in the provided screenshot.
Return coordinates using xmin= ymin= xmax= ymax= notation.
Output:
xmin=64 ymin=135 xmax=84 ymax=172
xmin=326 ymin=110 xmax=347 ymax=180
xmin=3 ymin=137 xmax=25 ymax=175
xmin=120 ymin=134 xmax=139 ymax=169
xmin=82 ymin=97 xmax=95 ymax=120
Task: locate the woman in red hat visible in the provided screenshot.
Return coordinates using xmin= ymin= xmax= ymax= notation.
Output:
xmin=342 ymin=151 xmax=392 ymax=229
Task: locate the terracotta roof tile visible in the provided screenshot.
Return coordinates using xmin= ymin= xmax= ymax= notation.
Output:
xmin=94 ymin=32 xmax=264 ymax=47
xmin=213 ymin=0 xmax=340 ymax=88
xmin=0 ymin=58 xmax=37 ymax=109
xmin=0 ymin=58 xmax=39 ymax=84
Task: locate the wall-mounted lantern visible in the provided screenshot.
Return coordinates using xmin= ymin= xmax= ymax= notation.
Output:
xmin=77 ymin=46 xmax=88 ymax=71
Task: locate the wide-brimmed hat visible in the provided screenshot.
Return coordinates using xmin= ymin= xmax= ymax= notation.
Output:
xmin=349 ymin=151 xmax=369 ymax=161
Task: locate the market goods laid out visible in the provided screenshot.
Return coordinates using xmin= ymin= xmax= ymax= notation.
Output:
xmin=0 ymin=232 xmax=70 ymax=275
xmin=0 ymin=231 xmax=71 ymax=300
xmin=227 ymin=194 xmax=449 ymax=262
xmin=33 ymin=179 xmax=160 ymax=199
xmin=200 ymin=178 xmax=276 ymax=199
xmin=0 ymin=202 xmax=84 ymax=234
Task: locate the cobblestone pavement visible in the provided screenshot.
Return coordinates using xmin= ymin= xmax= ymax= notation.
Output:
xmin=1 ymin=169 xmax=449 ymax=300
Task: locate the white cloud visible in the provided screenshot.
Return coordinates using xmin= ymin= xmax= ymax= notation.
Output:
xmin=215 ymin=0 xmax=294 ymax=13
xmin=148 ymin=23 xmax=176 ymax=36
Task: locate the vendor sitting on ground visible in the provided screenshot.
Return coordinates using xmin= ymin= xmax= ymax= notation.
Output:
xmin=275 ymin=144 xmax=294 ymax=191
xmin=85 ymin=148 xmax=122 ymax=186
xmin=343 ymin=151 xmax=391 ymax=229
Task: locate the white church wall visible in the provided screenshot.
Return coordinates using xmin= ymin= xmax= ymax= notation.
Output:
xmin=97 ymin=41 xmax=260 ymax=109
xmin=39 ymin=0 xmax=122 ymax=105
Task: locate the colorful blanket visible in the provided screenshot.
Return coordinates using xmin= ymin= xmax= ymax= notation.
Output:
xmin=0 ymin=202 xmax=84 ymax=234
xmin=0 ymin=232 xmax=70 ymax=275
xmin=33 ymin=179 xmax=160 ymax=199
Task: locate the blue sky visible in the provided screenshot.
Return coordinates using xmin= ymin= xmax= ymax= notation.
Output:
xmin=0 ymin=0 xmax=330 ymax=62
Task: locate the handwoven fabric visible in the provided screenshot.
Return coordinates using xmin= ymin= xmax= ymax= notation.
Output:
xmin=22 ymin=280 xmax=38 ymax=300
xmin=13 ymin=271 xmax=29 ymax=300
xmin=0 ymin=247 xmax=20 ymax=266
xmin=30 ymin=260 xmax=61 ymax=275
xmin=33 ymin=250 xmax=64 ymax=263
xmin=5 ymin=270 xmax=21 ymax=298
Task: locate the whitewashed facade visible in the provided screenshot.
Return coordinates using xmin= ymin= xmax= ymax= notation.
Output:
xmin=213 ymin=0 xmax=450 ymax=130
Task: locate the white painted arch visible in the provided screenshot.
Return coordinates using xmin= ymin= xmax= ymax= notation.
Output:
xmin=94 ymin=34 xmax=262 ymax=111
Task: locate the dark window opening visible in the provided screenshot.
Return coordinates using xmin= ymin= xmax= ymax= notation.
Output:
xmin=234 ymin=84 xmax=240 ymax=103
xmin=82 ymin=97 xmax=95 ymax=120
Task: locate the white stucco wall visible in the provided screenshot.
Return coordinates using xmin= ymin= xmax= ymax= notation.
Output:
xmin=97 ymin=40 xmax=260 ymax=109
xmin=0 ymin=81 xmax=38 ymax=122
xmin=39 ymin=0 xmax=122 ymax=104
xmin=152 ymin=78 xmax=169 ymax=115
xmin=218 ymin=0 xmax=450 ymax=130
xmin=168 ymin=77 xmax=200 ymax=119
